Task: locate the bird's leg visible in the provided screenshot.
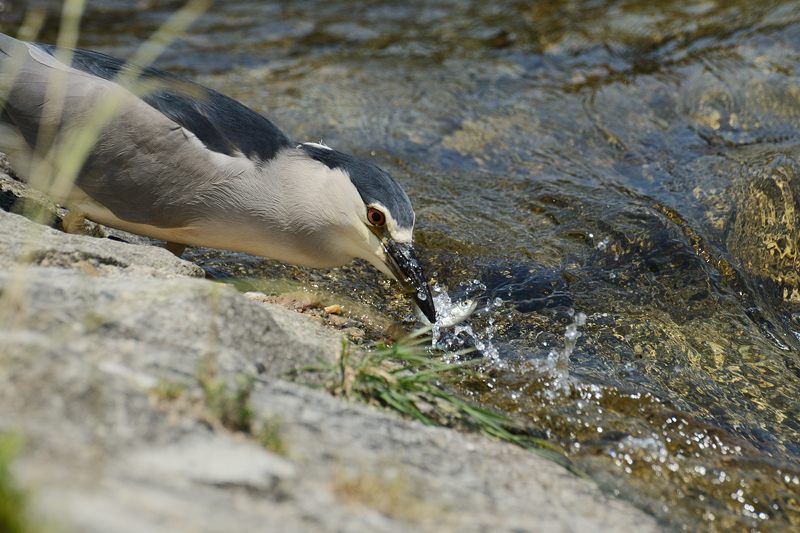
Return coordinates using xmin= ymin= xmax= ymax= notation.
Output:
xmin=62 ymin=210 xmax=88 ymax=234
xmin=165 ymin=241 xmax=187 ymax=257
xmin=61 ymin=210 xmax=109 ymax=238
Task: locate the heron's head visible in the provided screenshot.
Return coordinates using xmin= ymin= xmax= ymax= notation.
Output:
xmin=288 ymin=142 xmax=436 ymax=322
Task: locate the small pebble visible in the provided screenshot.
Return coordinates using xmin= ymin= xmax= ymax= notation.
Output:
xmin=243 ymin=291 xmax=269 ymax=302
xmin=324 ymin=304 xmax=343 ymax=314
xmin=342 ymin=327 xmax=365 ymax=342
xmin=328 ymin=314 xmax=350 ymax=327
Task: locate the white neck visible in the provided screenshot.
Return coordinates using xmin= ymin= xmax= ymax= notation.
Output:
xmin=193 ymin=147 xmax=371 ymax=267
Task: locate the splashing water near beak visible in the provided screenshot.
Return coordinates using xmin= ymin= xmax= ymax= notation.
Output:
xmin=418 ymin=284 xmax=478 ymax=328
xmin=417 ymin=282 xmax=507 ymax=363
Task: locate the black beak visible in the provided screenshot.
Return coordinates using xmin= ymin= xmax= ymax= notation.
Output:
xmin=383 ymin=239 xmax=437 ymax=322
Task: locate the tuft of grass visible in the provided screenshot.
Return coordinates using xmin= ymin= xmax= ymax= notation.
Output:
xmin=152 ymin=363 xmax=289 ymax=456
xmin=196 ymin=360 xmax=255 ymax=433
xmin=319 ymin=333 xmax=581 ymax=474
xmin=0 ymin=434 xmax=37 ymax=533
xmin=150 ymin=378 xmax=188 ymax=403
xmin=256 ymin=417 xmax=287 ymax=456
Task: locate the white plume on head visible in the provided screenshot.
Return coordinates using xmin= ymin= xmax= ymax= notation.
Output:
xmin=298 ymin=141 xmax=332 ymax=151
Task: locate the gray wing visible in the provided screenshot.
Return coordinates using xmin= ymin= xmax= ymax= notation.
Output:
xmin=33 ymin=41 xmax=293 ymax=162
xmin=0 ymin=33 xmax=288 ymax=227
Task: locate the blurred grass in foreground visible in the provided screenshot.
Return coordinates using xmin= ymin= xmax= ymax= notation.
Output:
xmin=0 ymin=434 xmax=38 ymax=533
xmin=0 ymin=0 xmax=210 ymax=322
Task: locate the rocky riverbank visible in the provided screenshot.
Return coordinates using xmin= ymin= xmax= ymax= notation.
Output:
xmin=0 ymin=173 xmax=660 ymax=532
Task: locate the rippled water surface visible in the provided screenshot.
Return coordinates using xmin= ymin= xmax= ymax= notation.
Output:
xmin=5 ymin=1 xmax=800 ymax=530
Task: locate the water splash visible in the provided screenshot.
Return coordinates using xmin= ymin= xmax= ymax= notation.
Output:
xmin=429 ymin=286 xmax=476 ymax=329
xmin=427 ymin=281 xmax=503 ymax=363
xmin=543 ymin=310 xmax=587 ymax=393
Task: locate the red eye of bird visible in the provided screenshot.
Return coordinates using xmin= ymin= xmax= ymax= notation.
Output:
xmin=367 ymin=207 xmax=386 ymax=226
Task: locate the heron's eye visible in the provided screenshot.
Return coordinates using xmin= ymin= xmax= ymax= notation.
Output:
xmin=367 ymin=207 xmax=386 ymax=226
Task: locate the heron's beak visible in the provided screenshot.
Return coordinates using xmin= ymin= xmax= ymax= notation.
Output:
xmin=383 ymin=238 xmax=437 ymax=322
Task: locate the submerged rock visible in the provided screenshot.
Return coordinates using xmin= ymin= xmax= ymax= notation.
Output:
xmin=728 ymin=154 xmax=800 ymax=305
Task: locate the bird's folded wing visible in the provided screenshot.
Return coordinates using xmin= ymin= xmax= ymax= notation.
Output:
xmin=0 ymin=33 xmax=287 ymax=228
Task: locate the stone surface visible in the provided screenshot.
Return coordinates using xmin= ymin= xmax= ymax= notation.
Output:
xmin=0 ymin=179 xmax=661 ymax=532
xmin=0 ymin=208 xmax=205 ymax=279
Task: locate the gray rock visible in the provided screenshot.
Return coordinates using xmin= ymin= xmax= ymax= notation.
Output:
xmin=122 ymin=433 xmax=296 ymax=490
xmin=0 ymin=177 xmax=660 ymax=532
xmin=0 ymin=208 xmax=204 ymax=278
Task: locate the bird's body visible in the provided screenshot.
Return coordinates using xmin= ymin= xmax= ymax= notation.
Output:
xmin=0 ymin=33 xmax=436 ymax=320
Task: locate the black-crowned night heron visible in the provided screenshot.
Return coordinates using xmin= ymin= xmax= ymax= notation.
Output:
xmin=0 ymin=33 xmax=436 ymax=321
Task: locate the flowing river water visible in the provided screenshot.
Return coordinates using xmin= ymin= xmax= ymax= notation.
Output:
xmin=4 ymin=0 xmax=800 ymax=530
